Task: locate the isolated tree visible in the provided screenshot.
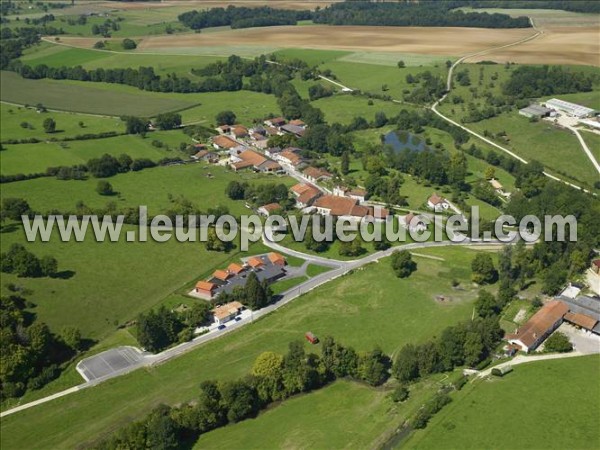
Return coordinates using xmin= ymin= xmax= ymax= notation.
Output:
xmin=154 ymin=112 xmax=182 ymax=130
xmin=96 ymin=180 xmax=114 ymax=196
xmin=61 ymin=326 xmax=83 ymax=352
xmin=391 ymin=250 xmax=417 ymax=278
xmin=215 ymin=110 xmax=236 ymax=126
xmin=340 ymin=151 xmax=350 ymax=175
xmin=43 ymin=117 xmax=56 ymax=133
xmin=544 ymin=332 xmax=572 ymax=353
xmin=122 ymin=38 xmax=137 ymax=50
xmin=1 ymin=198 xmax=30 ymax=221
xmin=471 ymin=253 xmax=498 ymax=285
xmin=392 ymin=343 xmax=419 ymax=382
xmin=40 ymin=255 xmax=58 ymax=277
xmin=123 ymin=116 xmax=147 ymax=135
xmin=397 ymin=60 xmax=405 ymax=68
xmin=485 ymin=166 xmax=496 ymax=180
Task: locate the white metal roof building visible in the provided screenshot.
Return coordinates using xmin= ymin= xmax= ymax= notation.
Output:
xmin=545 ymin=98 xmax=596 ymax=118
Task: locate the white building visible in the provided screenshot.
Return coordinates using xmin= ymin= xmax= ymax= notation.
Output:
xmin=427 ymin=193 xmax=449 ymax=212
xmin=545 ymin=98 xmax=595 ymax=119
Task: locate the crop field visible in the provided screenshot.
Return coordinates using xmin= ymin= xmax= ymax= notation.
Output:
xmin=0 ymin=245 xmax=488 ymax=449
xmin=137 ymin=25 xmax=534 ymax=55
xmin=1 ymin=163 xmax=295 ymax=216
xmin=466 ymin=27 xmax=599 ymax=66
xmin=0 ymin=132 xmax=186 ymax=176
xmin=404 ymin=355 xmax=600 ymax=450
xmin=21 ymin=43 xmax=227 ymax=76
xmin=0 ymin=71 xmax=198 ymax=116
xmin=0 ymin=103 xmax=123 ymax=141
xmin=457 ymin=7 xmax=600 ymax=29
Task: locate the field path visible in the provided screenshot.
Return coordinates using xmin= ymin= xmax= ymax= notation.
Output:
xmin=430 ymin=18 xmax=597 ymax=195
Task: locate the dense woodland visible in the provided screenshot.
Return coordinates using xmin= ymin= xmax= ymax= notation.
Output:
xmin=503 ymin=66 xmax=595 ymax=98
xmin=0 ymin=293 xmax=83 ymax=400
xmin=178 ymin=6 xmax=311 ymax=30
xmin=313 ymin=2 xmax=531 ymax=28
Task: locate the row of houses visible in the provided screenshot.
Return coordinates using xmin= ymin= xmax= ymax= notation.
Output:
xmin=192 ymin=252 xmax=287 ymax=300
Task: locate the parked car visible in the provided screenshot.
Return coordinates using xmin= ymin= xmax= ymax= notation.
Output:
xmin=235 ymin=316 xmax=242 ymax=322
xmin=217 ymin=324 xmax=226 ymax=330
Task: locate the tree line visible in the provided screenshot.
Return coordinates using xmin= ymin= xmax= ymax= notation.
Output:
xmin=91 ymin=336 xmax=390 ymax=449
xmin=463 ymin=0 xmax=600 ymax=14
xmin=178 ymin=6 xmax=311 ymax=30
xmin=313 ymin=2 xmax=531 ymax=28
xmin=502 ymin=65 xmax=595 ymax=98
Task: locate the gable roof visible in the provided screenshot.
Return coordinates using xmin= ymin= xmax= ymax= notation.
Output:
xmin=213 ymin=135 xmax=238 ymax=149
xmin=564 ymin=311 xmax=598 ymax=330
xmin=268 ymin=252 xmax=286 ymax=266
xmin=314 ymin=195 xmax=358 ymax=216
xmin=227 ymin=263 xmax=245 ymax=275
xmin=280 ymin=150 xmax=302 ymax=165
xmin=232 ymin=125 xmax=249 ymax=137
xmin=509 ymin=300 xmax=569 ymax=348
xmin=196 ymin=281 xmax=216 ymax=291
xmin=213 ymin=301 xmax=243 ymax=321
xmin=260 ymin=202 xmax=282 ymax=213
xmin=428 ymin=193 xmax=447 ymax=205
xmin=247 ymin=256 xmax=264 ymax=268
xmin=267 ymin=117 xmax=286 ymax=126
xmin=303 ymin=166 xmax=332 ymax=180
xmin=212 ymin=269 xmax=232 ymax=281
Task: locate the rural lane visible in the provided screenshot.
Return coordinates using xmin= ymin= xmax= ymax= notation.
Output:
xmin=0 ymin=237 xmax=513 ymax=418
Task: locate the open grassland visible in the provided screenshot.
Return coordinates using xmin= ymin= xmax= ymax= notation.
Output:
xmin=581 ymin=131 xmax=600 ymax=163
xmin=338 ymin=51 xmax=453 ymax=67
xmin=178 ymin=90 xmax=281 ymax=126
xmin=273 ymin=48 xmax=350 ymax=66
xmin=438 ymin=64 xmax=600 ymax=188
xmin=194 ymin=377 xmax=441 ymax=450
xmin=0 ymin=223 xmax=237 ymax=342
xmin=0 ymin=131 xmax=188 ymax=176
xmin=319 ymin=60 xmax=447 ymax=101
xmin=312 ymin=94 xmax=402 ymax=125
xmin=21 ymin=42 xmax=112 ymax=67
xmin=97 ymin=0 xmax=335 ymax=12
xmin=403 ymin=355 xmax=600 ymax=450
xmin=0 ymin=71 xmax=198 ymax=116
xmin=0 ymin=103 xmax=123 ymax=141
xmin=1 ymin=163 xmax=295 ymax=216
xmin=0 ymin=246 xmax=488 ymax=449
xmin=136 ymin=25 xmax=534 ymax=56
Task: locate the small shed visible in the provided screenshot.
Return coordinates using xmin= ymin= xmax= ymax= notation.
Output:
xmin=305 ymin=331 xmax=319 ymax=344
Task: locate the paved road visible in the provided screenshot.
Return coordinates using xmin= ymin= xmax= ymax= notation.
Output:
xmin=0 ymin=237 xmax=515 ymax=418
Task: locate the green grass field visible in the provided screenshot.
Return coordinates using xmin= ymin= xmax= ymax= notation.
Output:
xmin=312 ymin=94 xmax=402 ymax=125
xmin=581 ymin=131 xmax=600 ymax=163
xmin=0 ymin=103 xmax=124 ymax=141
xmin=403 ymin=355 xmax=600 ymax=450
xmin=273 ymin=48 xmax=350 ymax=66
xmin=0 ymin=71 xmax=198 ymax=116
xmin=21 ymin=42 xmax=227 ymax=77
xmin=0 ymin=163 xmax=295 ymax=215
xmin=319 ymin=61 xmax=448 ymax=101
xmin=0 ymin=131 xmax=190 ymax=175
xmin=0 ymin=246 xmax=489 ymax=449
xmin=438 ymin=63 xmax=600 ymax=188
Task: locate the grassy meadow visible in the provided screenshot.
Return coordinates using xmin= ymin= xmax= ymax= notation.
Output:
xmin=0 ymin=71 xmax=199 ymax=116
xmin=0 ymin=245 xmax=489 ymax=449
xmin=1 ymin=163 xmax=295 ymax=216
xmin=403 ymin=355 xmax=600 ymax=450
xmin=0 ymin=131 xmax=190 ymax=176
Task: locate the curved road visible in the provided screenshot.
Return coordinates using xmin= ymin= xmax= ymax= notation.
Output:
xmin=1 ymin=237 xmax=514 ymax=418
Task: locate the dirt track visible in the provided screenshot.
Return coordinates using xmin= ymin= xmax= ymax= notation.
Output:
xmin=137 ymin=25 xmax=534 ymax=56
xmin=467 ymin=26 xmax=599 ymax=66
